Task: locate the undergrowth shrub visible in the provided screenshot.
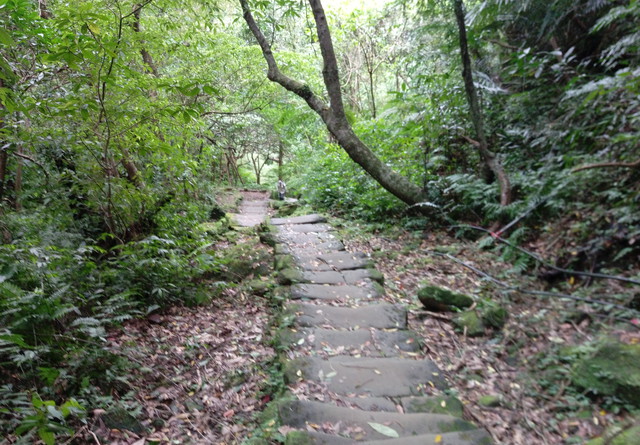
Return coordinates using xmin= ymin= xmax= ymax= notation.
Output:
xmin=0 ymin=191 xmax=224 ymax=440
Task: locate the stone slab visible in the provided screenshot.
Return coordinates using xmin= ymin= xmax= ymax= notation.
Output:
xmin=276 ymin=232 xmax=339 ymax=247
xmin=286 ymin=223 xmax=333 ymax=233
xmin=271 ymin=214 xmax=327 ymax=225
xmin=289 ymin=303 xmax=407 ymax=330
xmin=295 ymin=252 xmax=373 ymax=271
xmin=343 ymin=269 xmax=383 ymax=285
xmin=286 ymin=356 xmax=447 ymax=396
xmin=230 ymin=213 xmax=265 ymax=227
xmin=290 ymin=284 xmax=381 ymax=301
xmin=301 ymin=271 xmax=346 ymax=285
xmin=285 ymin=430 xmax=491 ymax=445
xmin=279 ymin=400 xmax=476 ymax=440
xmin=286 ymin=328 xmax=420 ymax=357
xmin=276 ymin=241 xmax=345 ymax=255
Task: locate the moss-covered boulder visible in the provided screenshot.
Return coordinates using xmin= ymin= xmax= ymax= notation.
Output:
xmin=417 ymin=285 xmax=473 ymax=312
xmin=453 ymin=311 xmax=485 ymax=337
xmin=572 ymin=341 xmax=640 ymax=408
xmin=481 ymin=304 xmax=508 ymax=329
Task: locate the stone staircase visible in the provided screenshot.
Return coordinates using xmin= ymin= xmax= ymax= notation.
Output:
xmin=269 ymin=214 xmax=492 ymax=445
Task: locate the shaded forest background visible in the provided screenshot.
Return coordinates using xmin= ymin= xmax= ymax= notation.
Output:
xmin=0 ymin=0 xmax=639 ymax=443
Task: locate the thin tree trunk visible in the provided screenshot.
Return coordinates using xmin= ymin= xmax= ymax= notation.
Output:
xmin=278 ymin=142 xmax=284 ymax=178
xmin=38 ymin=0 xmax=52 ymax=19
xmin=14 ymin=145 xmax=23 ymax=211
xmin=0 ymin=79 xmax=6 ymax=203
xmin=133 ymin=4 xmax=159 ymax=77
xmin=368 ymin=67 xmax=377 ymax=119
xmin=453 ymin=0 xmax=512 ymax=206
xmin=239 ymin=0 xmax=427 ymax=205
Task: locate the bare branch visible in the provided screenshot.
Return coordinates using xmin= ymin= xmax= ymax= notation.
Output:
xmin=239 ymin=0 xmax=329 ymax=118
xmin=572 ymin=159 xmax=640 ymax=172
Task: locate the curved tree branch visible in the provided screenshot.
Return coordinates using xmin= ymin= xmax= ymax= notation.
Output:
xmin=572 ymin=159 xmax=640 ymax=172
xmin=239 ymin=0 xmax=428 ymax=205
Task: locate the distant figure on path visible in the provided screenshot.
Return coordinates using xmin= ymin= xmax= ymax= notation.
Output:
xmin=277 ymin=179 xmax=287 ymax=200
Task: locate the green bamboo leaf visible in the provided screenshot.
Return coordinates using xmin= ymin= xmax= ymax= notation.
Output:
xmin=368 ymin=422 xmax=400 ymax=438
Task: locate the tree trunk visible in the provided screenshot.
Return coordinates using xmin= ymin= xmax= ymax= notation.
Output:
xmin=239 ymin=0 xmax=428 ymax=205
xmin=14 ymin=145 xmax=22 ymax=211
xmin=453 ymin=0 xmax=512 ymax=206
xmin=133 ymin=4 xmax=159 ymax=77
xmin=38 ymin=0 xmax=52 ymax=19
xmin=278 ymin=142 xmax=284 ymax=178
xmin=0 ymin=79 xmax=6 ymax=203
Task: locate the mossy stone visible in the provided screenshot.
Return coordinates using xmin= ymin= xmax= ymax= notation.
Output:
xmin=403 ymin=396 xmax=464 ymax=417
xmin=284 ymin=431 xmax=314 ymax=445
xmin=481 ymin=305 xmax=508 ymax=329
xmin=247 ymin=279 xmax=271 ymax=296
xmin=572 ymin=341 xmax=640 ymax=407
xmin=278 ymin=268 xmax=303 ymax=285
xmin=586 ymin=424 xmax=640 ymax=445
xmin=453 ymin=311 xmax=485 ymax=336
xmin=103 ymin=407 xmax=144 ymax=434
xmin=478 ymin=394 xmax=503 ymax=407
xmin=275 ymin=254 xmax=295 ymax=271
xmin=417 ymin=285 xmax=473 ymax=312
xmin=367 ymin=268 xmax=385 ymax=285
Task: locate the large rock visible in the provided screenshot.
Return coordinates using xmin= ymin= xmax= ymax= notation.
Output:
xmin=417 ymin=285 xmax=474 ymax=312
xmin=572 ymin=341 xmax=640 ymax=407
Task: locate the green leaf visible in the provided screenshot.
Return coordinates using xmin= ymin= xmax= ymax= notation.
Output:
xmin=38 ymin=428 xmax=55 ymax=445
xmin=0 ymin=28 xmax=15 ymax=46
xmin=367 ymin=422 xmax=400 ymax=438
xmin=0 ymin=333 xmax=30 ymax=348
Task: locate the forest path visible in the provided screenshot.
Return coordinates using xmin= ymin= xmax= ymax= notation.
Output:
xmin=267 ymin=213 xmax=493 ymax=444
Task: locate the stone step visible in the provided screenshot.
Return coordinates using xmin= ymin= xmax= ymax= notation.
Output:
xmin=284 ymin=356 xmax=447 ymax=397
xmin=276 ymin=232 xmax=340 ymax=247
xmin=290 ymin=284 xmax=382 ymax=301
xmin=285 ymin=429 xmax=492 ymax=444
xmin=327 ymin=395 xmax=464 ymax=417
xmin=282 ymin=327 xmax=420 ymax=357
xmin=276 ymin=241 xmax=346 ymax=255
xmin=288 ymin=303 xmax=407 ymax=330
xmin=286 ymin=223 xmax=333 ymax=233
xmin=294 ymin=252 xmax=373 ymax=271
xmin=271 ymin=214 xmax=327 ymax=225
xmin=278 ymin=400 xmax=478 ymax=441
xmin=279 ymin=268 xmax=376 ymax=286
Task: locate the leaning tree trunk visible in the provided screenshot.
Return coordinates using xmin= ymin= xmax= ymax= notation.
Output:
xmin=239 ymin=0 xmax=427 ymax=205
xmin=453 ymin=0 xmax=512 ymax=206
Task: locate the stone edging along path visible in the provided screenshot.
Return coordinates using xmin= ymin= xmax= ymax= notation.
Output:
xmin=264 ymin=213 xmax=492 ymax=445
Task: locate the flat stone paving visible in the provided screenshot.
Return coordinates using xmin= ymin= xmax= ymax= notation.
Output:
xmin=271 ymin=212 xmax=493 ymax=444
